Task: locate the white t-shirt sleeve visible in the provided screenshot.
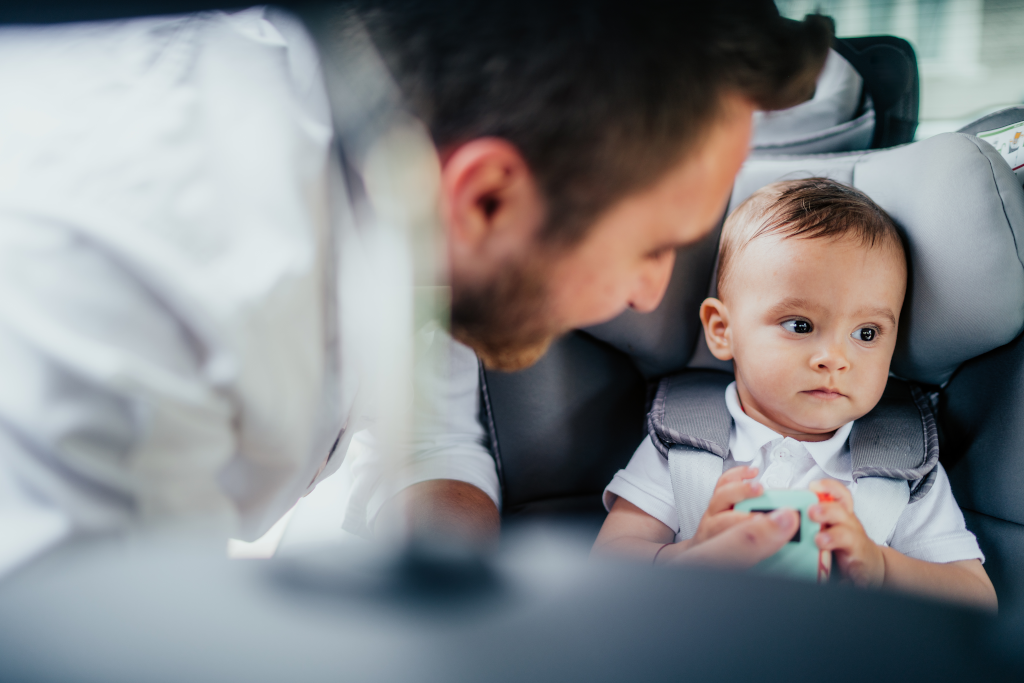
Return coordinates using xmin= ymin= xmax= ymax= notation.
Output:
xmin=603 ymin=435 xmax=679 ymax=533
xmin=887 ymin=463 xmax=984 ymax=564
xmin=342 ymin=326 xmax=500 ymax=537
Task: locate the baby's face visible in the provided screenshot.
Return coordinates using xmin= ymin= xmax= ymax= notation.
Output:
xmin=705 ymin=233 xmax=906 ymax=441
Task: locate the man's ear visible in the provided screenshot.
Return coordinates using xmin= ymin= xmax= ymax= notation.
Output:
xmin=440 ymin=138 xmax=545 ymax=262
xmin=700 ymin=297 xmax=734 ymax=361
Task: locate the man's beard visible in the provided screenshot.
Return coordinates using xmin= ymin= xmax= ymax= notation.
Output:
xmin=450 ymin=254 xmax=566 ymax=372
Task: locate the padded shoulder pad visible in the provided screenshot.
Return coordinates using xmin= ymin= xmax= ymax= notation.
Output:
xmin=649 ymin=372 xmax=938 ymax=501
xmin=850 ymin=378 xmax=939 ymax=502
xmin=648 ymin=370 xmax=733 ymax=459
xmin=734 ymin=133 xmax=1024 ymax=386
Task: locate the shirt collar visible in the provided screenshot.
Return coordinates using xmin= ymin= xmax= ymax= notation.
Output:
xmin=724 ymin=382 xmax=853 ymax=480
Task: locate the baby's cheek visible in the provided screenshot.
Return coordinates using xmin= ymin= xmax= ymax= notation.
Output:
xmin=752 ymin=347 xmax=800 ymax=392
xmin=747 ymin=361 xmax=796 ymax=410
xmin=860 ymin=361 xmax=893 ymax=412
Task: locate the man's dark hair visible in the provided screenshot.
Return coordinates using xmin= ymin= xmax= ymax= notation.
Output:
xmin=358 ymin=0 xmax=833 ymax=245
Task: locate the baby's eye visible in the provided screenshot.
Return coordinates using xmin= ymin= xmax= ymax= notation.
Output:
xmin=853 ymin=327 xmax=878 ymax=343
xmin=781 ymin=319 xmax=813 ymax=334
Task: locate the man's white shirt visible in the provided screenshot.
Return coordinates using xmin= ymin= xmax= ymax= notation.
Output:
xmin=604 ymin=382 xmax=984 ymax=564
xmin=0 ymin=7 xmax=372 ymax=573
xmin=343 ymin=324 xmax=500 ymax=537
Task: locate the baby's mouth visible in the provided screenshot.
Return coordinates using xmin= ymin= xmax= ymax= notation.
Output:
xmin=802 ymin=388 xmax=846 ymax=400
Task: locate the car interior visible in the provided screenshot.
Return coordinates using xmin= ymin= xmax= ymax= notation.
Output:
xmin=482 ymin=36 xmax=1024 ymax=613
xmin=2 ymin=5 xmax=1024 ymax=680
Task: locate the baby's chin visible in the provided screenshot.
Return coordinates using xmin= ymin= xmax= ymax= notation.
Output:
xmin=773 ymin=408 xmax=853 ymax=440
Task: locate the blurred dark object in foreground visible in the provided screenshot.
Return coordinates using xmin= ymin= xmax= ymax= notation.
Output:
xmin=0 ymin=526 xmax=1019 ymax=683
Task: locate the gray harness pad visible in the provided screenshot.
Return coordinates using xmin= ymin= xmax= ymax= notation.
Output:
xmin=648 ymin=370 xmax=733 ymax=459
xmin=648 ymin=370 xmax=940 ymax=542
xmin=849 ymin=381 xmax=940 ymax=501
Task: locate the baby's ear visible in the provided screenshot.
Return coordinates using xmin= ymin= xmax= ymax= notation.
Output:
xmin=700 ymin=298 xmax=734 ymax=361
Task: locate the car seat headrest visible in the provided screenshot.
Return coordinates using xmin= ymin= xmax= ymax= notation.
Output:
xmin=732 ymin=133 xmax=1024 ymax=386
xmin=750 ymin=49 xmax=875 ymax=156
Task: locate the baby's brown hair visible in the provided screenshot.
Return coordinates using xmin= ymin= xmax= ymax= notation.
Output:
xmin=716 ymin=178 xmax=906 ymax=300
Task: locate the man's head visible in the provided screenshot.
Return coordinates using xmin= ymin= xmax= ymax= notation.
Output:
xmin=361 ymin=1 xmax=832 ymax=369
xmin=701 ymin=178 xmax=908 ymax=440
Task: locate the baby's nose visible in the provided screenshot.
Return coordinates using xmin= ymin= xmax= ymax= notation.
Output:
xmin=813 ymin=343 xmax=849 ymax=372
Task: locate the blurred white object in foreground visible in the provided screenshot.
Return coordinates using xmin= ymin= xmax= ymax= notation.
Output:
xmin=0 ymin=6 xmax=441 ymax=575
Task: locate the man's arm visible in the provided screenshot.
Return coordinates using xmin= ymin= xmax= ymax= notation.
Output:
xmin=344 ymin=325 xmax=502 ymax=540
xmin=375 ymin=479 xmax=500 ymax=544
xmin=593 ymin=493 xmax=799 ymax=568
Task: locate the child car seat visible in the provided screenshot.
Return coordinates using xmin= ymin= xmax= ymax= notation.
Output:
xmin=833 ymin=36 xmax=919 ymax=149
xmin=749 ymin=36 xmax=919 ymax=156
xmin=749 ymin=35 xmax=919 ymax=156
xmin=750 ymin=47 xmax=875 ymax=155
xmin=482 ymin=108 xmax=1024 ymax=609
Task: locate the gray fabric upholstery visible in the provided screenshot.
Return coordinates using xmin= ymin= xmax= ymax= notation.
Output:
xmin=749 ymin=110 xmax=874 ymax=156
xmin=943 ymin=330 xmax=1024 ymax=609
xmin=647 ymin=370 xmax=733 ymax=458
xmin=482 ymin=331 xmax=647 ymax=518
xmin=938 ymin=106 xmax=1024 ymax=611
xmin=749 ymin=48 xmax=875 ymax=156
xmin=942 ymin=331 xmax=1024 ymax=528
xmin=849 ymin=381 xmax=938 ymax=502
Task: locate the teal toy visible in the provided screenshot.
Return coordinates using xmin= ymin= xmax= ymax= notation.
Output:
xmin=734 ymin=489 xmax=830 ymax=583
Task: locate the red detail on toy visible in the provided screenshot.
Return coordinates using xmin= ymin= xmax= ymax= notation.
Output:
xmin=816 ymin=492 xmax=835 ymax=503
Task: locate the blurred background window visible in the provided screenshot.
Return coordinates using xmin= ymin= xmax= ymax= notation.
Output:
xmin=776 ymin=0 xmax=1024 ymax=138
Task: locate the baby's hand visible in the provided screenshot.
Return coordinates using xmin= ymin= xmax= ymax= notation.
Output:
xmin=809 ymin=479 xmax=884 ymax=588
xmin=688 ymin=466 xmax=764 ymax=548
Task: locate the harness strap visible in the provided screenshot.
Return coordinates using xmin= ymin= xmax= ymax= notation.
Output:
xmin=648 ymin=370 xmax=733 ymax=459
xmin=651 ymin=371 xmax=939 ymax=544
xmin=668 ymin=445 xmax=725 ymax=540
xmin=850 ymin=382 xmax=940 ymax=503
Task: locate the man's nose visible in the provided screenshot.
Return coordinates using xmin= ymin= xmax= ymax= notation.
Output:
xmin=811 ymin=337 xmax=849 ymax=373
xmin=628 ymin=251 xmax=676 ymax=313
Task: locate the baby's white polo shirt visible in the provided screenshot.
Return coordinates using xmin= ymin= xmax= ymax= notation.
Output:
xmin=603 ymin=382 xmax=984 ymax=564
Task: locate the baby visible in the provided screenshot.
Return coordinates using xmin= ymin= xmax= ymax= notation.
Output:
xmin=593 ymin=178 xmax=996 ymax=610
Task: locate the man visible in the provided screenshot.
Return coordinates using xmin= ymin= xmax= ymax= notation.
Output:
xmin=0 ymin=1 xmax=828 ymax=575
xmin=345 ymin=1 xmax=831 ymax=551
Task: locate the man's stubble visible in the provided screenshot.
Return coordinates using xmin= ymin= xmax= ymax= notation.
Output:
xmin=449 ymin=248 xmax=567 ymax=372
